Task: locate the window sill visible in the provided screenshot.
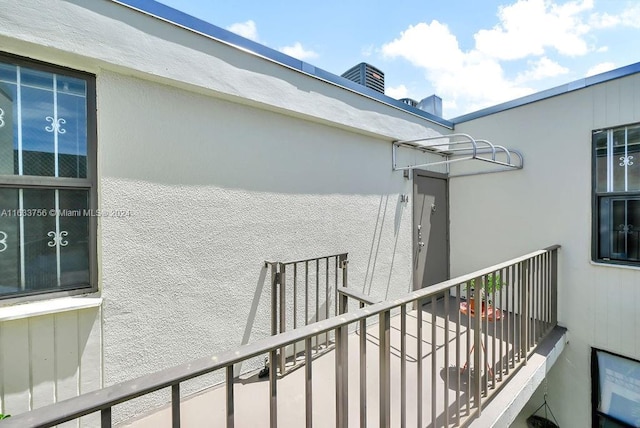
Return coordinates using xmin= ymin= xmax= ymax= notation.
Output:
xmin=590 ymin=261 xmax=640 ymax=271
xmin=0 ymin=296 xmax=102 ymax=322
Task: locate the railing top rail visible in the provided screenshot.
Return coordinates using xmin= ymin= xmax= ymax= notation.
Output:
xmin=264 ymin=252 xmax=348 ymax=266
xmin=337 ymin=287 xmax=380 ymax=305
xmin=4 ymin=245 xmax=560 ymax=427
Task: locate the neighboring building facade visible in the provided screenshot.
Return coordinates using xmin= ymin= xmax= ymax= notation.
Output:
xmin=0 ymin=0 xmax=638 ymax=427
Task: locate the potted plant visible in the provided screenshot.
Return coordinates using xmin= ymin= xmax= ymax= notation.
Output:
xmin=466 ymin=273 xmax=504 ymax=314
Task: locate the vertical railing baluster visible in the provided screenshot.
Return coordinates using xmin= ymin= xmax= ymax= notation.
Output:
xmin=270 ymin=263 xmax=277 ymax=338
xmin=294 ymin=264 xmax=298 ymax=361
xmin=456 ymin=283 xmax=461 ymax=425
xmin=505 ymin=265 xmax=511 ymax=375
xmin=465 ymin=286 xmax=471 ymax=414
xmin=305 ymin=261 xmax=309 ymax=328
xmin=305 ymin=337 xmax=313 ymax=428
xmin=172 ymin=384 xmax=180 ymax=428
xmin=335 ymin=257 xmax=339 ymax=319
xmin=551 ymin=248 xmax=558 ymax=326
xmin=444 ymin=292 xmax=450 ymax=426
xmin=537 ymin=255 xmax=542 ymax=342
xmin=325 ymin=258 xmax=330 ymax=347
xmin=532 ymin=257 xmax=537 ymax=345
xmin=473 ymin=278 xmax=482 ymax=414
xmin=431 ymin=295 xmax=437 ymax=428
xmin=379 ymin=310 xmax=391 ymax=428
xmin=491 ymin=271 xmax=496 ymax=390
xmin=417 ymin=299 xmax=423 ymax=426
xmin=360 ymin=302 xmax=367 ymax=428
xmin=315 ymin=260 xmax=320 ymax=352
xmin=270 ymin=349 xmax=278 ymax=428
xmin=483 ymin=275 xmax=488 ymax=396
xmin=521 ymin=261 xmax=529 ymax=365
xmin=499 ymin=268 xmax=504 ymax=382
xmin=335 ymin=322 xmax=348 ymax=428
xmin=280 ymin=263 xmax=287 ymax=374
xmin=400 ymin=304 xmax=407 ymax=428
xmin=101 ymin=407 xmax=112 ymax=428
xmin=226 ymin=366 xmax=234 ymax=428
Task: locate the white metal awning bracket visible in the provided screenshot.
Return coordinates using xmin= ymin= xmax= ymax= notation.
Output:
xmin=392 ymin=133 xmax=524 ymax=178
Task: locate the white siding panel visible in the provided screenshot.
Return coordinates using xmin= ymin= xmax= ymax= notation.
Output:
xmin=0 ymin=308 xmax=102 ymax=423
xmin=78 ymin=308 xmax=102 ymax=428
xmin=1 ymin=319 xmax=31 ymax=415
xmin=29 ymin=316 xmax=56 ymax=409
xmin=55 ymin=312 xmax=80 ymax=428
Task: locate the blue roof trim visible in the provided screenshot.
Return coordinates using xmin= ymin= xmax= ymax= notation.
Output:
xmin=451 ymin=62 xmax=640 ymax=124
xmin=110 ymin=0 xmax=454 ymax=129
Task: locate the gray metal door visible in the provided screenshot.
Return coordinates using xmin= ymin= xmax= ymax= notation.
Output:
xmin=413 ymin=171 xmax=449 ymax=290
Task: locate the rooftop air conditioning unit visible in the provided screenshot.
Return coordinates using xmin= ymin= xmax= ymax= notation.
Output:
xmin=341 ymin=63 xmax=385 ymax=94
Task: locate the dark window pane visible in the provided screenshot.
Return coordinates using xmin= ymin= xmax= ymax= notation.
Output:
xmin=627 ymin=126 xmax=640 ymax=191
xmin=595 ymin=131 xmax=608 ymax=192
xmin=21 ymin=83 xmax=55 ymax=176
xmin=612 ymin=129 xmax=626 ymax=192
xmin=58 ymin=190 xmax=89 ymax=287
xmin=0 ymin=188 xmax=19 ymax=296
xmin=22 ymin=189 xmax=57 ymax=290
xmin=0 ymin=81 xmax=16 ymax=176
xmin=0 ymin=188 xmax=90 ymax=298
xmin=57 ymin=86 xmax=87 ymax=178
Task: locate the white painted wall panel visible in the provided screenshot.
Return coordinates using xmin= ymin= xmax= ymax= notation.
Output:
xmin=0 ymin=308 xmax=101 ymax=426
xmin=453 ymin=72 xmax=640 ymax=428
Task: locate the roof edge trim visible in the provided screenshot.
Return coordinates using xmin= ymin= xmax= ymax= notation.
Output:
xmin=109 ymin=0 xmax=454 ymax=129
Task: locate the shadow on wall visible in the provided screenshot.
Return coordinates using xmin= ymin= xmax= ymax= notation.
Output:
xmin=363 ymin=194 xmax=409 ymax=301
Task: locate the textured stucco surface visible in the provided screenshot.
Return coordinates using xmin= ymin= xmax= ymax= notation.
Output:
xmin=452 ymin=72 xmax=640 ymax=428
xmin=0 ymin=0 xmax=456 ymax=422
xmin=95 ymin=70 xmax=432 ymax=419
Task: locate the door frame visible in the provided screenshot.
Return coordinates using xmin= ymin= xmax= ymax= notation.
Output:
xmin=412 ymin=169 xmax=450 ymax=291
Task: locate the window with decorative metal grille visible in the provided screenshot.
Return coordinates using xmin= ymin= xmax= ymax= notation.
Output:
xmin=593 ymin=124 xmax=640 ymax=266
xmin=0 ymin=53 xmax=96 ymax=300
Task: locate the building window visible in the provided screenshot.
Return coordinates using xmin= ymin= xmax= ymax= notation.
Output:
xmin=592 ymin=348 xmax=640 ymax=427
xmin=593 ymin=124 xmax=640 ymax=265
xmin=0 ymin=53 xmax=96 ymax=300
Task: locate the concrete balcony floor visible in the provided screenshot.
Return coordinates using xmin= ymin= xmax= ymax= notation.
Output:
xmin=121 ymin=297 xmax=567 ymax=428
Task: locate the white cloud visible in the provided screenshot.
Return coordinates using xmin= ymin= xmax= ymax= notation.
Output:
xmin=516 ymin=57 xmax=569 ymax=82
xmin=591 ymin=4 xmax=640 ymax=29
xmin=474 ymin=0 xmax=593 ymax=60
xmin=279 ymin=42 xmax=318 ymax=60
xmin=386 ymin=84 xmax=409 ymax=100
xmin=227 ymin=20 xmax=259 ymax=41
xmin=586 ymin=62 xmax=615 ymax=77
xmin=596 ymin=46 xmax=609 ymax=53
xmin=382 ymin=20 xmax=533 ymax=116
xmin=379 ymin=0 xmax=618 ymax=116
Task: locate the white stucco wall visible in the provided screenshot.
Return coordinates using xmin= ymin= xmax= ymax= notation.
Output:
xmin=0 ymin=0 xmax=452 ymax=422
xmin=451 ymin=73 xmax=640 ymax=427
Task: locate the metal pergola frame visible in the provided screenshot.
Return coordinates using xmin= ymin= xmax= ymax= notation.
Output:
xmin=393 ymin=133 xmax=524 ymax=177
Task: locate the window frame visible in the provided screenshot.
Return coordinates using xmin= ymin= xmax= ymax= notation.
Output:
xmin=592 ymin=122 xmax=640 ymax=267
xmin=0 ymin=52 xmax=97 ymax=303
xmin=591 ymin=348 xmax=640 ymax=428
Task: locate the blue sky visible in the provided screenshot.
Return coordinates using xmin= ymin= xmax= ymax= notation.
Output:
xmin=157 ymin=0 xmax=640 ymax=119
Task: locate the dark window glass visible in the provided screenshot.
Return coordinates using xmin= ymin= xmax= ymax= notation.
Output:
xmin=0 ymin=54 xmax=94 ymax=300
xmin=594 ymin=124 xmax=640 ymax=266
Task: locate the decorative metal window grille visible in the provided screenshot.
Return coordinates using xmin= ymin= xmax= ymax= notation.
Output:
xmin=593 ymin=124 xmax=640 ymax=265
xmin=0 ymin=53 xmax=96 ymax=299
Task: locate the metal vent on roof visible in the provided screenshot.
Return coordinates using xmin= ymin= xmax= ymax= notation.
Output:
xmin=392 ymin=133 xmax=524 ymax=178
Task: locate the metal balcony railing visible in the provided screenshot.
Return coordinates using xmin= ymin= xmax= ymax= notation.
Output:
xmin=2 ymin=245 xmax=560 ymax=428
xmin=265 ymin=253 xmax=348 ymax=376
